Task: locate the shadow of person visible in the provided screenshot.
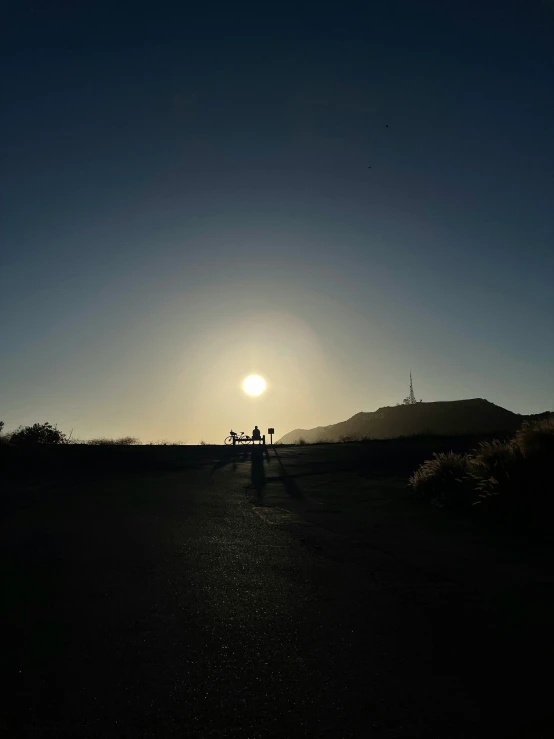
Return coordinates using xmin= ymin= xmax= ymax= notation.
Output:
xmin=210 ymin=445 xmax=246 ymax=476
xmin=250 ymin=446 xmax=266 ymax=504
xmin=272 ymin=446 xmax=303 ymax=499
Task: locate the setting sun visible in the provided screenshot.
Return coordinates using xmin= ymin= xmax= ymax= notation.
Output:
xmin=242 ymin=374 xmax=266 ymax=396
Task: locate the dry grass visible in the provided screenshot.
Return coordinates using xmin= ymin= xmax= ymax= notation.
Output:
xmin=409 ymin=451 xmax=475 ymax=508
xmin=410 ymin=417 xmax=554 ymax=521
xmin=515 ymin=417 xmax=554 ymax=458
xmin=146 ymin=439 xmax=187 ymax=446
xmin=87 ymin=436 xmax=140 ymax=445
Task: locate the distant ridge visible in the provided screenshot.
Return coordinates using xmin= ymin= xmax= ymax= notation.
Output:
xmin=277 ymin=399 xmax=551 ymax=444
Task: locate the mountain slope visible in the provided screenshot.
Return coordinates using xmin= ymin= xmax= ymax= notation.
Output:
xmin=277 ymin=399 xmax=542 ymax=444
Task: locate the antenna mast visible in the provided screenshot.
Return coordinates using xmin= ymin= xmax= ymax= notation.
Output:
xmin=408 ymin=371 xmax=416 ymax=404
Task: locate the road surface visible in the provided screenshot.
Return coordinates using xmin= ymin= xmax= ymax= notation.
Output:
xmin=3 ymin=446 xmax=554 ymax=738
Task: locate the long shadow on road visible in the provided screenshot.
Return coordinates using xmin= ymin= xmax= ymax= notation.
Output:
xmin=250 ymin=447 xmax=266 ymax=504
xmin=248 ymin=446 xmax=306 ymax=510
xmin=209 ymin=446 xmax=250 ymax=475
xmin=210 ymin=446 xmax=306 ymax=506
xmin=272 ymin=446 xmax=304 ymax=499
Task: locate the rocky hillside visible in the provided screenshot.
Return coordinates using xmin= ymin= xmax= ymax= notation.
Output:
xmin=277 ymin=399 xmax=547 ymax=444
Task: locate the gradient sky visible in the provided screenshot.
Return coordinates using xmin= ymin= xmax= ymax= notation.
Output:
xmin=1 ymin=1 xmax=553 ymax=442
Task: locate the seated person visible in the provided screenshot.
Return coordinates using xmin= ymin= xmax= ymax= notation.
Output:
xmin=252 ymin=425 xmax=262 ymax=443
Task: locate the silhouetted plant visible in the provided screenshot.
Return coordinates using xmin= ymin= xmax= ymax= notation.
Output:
xmin=87 ymin=436 xmax=140 ymax=445
xmin=473 ymin=418 xmax=554 ymax=517
xmin=296 ymin=437 xmax=307 ymax=446
xmin=146 ymin=439 xmax=187 ymax=446
xmin=411 ymin=418 xmax=554 ymax=521
xmin=409 ymin=451 xmax=475 ymax=508
xmin=473 ymin=438 xmax=519 ymax=470
xmin=9 ymin=422 xmax=68 ymax=446
xmin=515 ymin=417 xmax=554 ymax=459
xmin=339 ymin=434 xmax=360 ymax=443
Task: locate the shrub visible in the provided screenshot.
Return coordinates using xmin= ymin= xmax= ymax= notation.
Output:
xmin=296 ymin=437 xmax=307 ymax=446
xmin=146 ymin=439 xmax=187 ymax=446
xmin=9 ymin=422 xmax=67 ymax=446
xmin=409 ymin=451 xmax=476 ymax=508
xmin=514 ymin=417 xmax=554 ymax=459
xmin=411 ymin=418 xmax=554 ymax=523
xmin=87 ymin=436 xmax=140 ymax=445
xmin=472 ymin=438 xmax=519 ymax=471
xmin=473 ymin=419 xmax=554 ymax=518
xmin=0 ymin=420 xmax=9 ymax=445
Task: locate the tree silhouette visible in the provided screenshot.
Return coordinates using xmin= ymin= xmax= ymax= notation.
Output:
xmin=9 ymin=422 xmax=67 ymax=446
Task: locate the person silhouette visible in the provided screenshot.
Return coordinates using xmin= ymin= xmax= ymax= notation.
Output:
xmin=252 ymin=425 xmax=262 ymax=444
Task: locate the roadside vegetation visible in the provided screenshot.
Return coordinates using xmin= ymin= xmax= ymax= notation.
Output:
xmin=409 ymin=418 xmax=554 ymax=525
xmin=0 ymin=422 xmax=182 ymax=447
xmin=0 ymin=421 xmax=211 ymax=496
xmin=292 ymin=431 xmax=474 ymax=445
xmin=87 ymin=436 xmax=140 ymax=446
xmin=2 ymin=422 xmax=69 ymax=446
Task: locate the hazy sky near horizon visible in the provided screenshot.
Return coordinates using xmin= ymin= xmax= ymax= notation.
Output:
xmin=1 ymin=1 xmax=553 ymax=442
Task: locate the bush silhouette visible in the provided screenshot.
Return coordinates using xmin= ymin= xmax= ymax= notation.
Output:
xmin=0 ymin=420 xmax=10 ymax=445
xmin=87 ymin=436 xmax=139 ymax=445
xmin=9 ymin=422 xmax=67 ymax=446
xmin=409 ymin=451 xmax=475 ymax=508
xmin=410 ymin=417 xmax=554 ymax=521
xmin=474 ymin=418 xmax=554 ymax=518
xmin=515 ymin=417 xmax=554 ymax=459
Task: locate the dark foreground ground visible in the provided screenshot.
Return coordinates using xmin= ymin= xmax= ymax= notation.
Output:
xmin=2 ymin=442 xmax=554 ymax=738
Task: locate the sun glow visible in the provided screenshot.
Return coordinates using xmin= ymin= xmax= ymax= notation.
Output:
xmin=242 ymin=375 xmax=266 ymax=396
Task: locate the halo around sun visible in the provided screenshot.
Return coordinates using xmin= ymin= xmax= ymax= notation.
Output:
xmin=242 ymin=375 xmax=266 ymax=396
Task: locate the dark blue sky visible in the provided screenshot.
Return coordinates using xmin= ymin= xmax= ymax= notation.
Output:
xmin=1 ymin=1 xmax=553 ymax=441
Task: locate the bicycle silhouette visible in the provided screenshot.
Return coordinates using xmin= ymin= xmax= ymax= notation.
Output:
xmin=224 ymin=430 xmax=253 ymax=446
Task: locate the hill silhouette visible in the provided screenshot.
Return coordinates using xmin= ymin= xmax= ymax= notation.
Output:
xmin=277 ymin=399 xmax=550 ymax=444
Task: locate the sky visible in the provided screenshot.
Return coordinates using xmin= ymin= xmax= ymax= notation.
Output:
xmin=1 ymin=0 xmax=553 ymax=443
